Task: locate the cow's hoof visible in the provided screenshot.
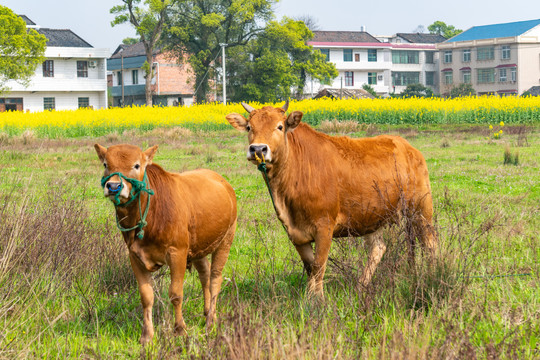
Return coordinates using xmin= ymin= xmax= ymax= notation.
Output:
xmin=174 ymin=324 xmax=187 ymax=336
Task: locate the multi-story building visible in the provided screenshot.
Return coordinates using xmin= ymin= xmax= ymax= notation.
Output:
xmin=437 ymin=19 xmax=540 ymax=96
xmin=1 ymin=15 xmax=109 ymax=112
xmin=107 ymin=43 xmax=195 ymax=107
xmin=306 ymin=31 xmax=445 ymax=97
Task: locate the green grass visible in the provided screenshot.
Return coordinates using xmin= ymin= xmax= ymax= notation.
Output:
xmin=0 ymin=124 xmax=538 ymax=359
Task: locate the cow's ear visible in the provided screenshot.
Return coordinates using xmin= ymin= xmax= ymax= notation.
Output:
xmin=94 ymin=144 xmax=107 ymax=162
xmin=286 ymin=111 xmax=303 ymax=131
xmin=226 ymin=113 xmax=248 ymax=132
xmin=144 ymin=145 xmax=158 ymax=165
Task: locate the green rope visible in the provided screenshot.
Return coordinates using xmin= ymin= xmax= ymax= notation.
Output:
xmin=101 ymin=170 xmax=154 ymax=239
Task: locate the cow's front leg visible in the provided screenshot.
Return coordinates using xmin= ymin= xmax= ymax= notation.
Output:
xmin=167 ymin=247 xmax=188 ymax=335
xmin=307 ymin=225 xmax=333 ymax=299
xmin=129 ymin=252 xmax=155 ymax=345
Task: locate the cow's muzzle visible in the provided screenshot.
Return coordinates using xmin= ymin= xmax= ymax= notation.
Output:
xmin=106 ymin=181 xmax=122 ymax=193
xmin=248 ymin=144 xmax=271 ymax=162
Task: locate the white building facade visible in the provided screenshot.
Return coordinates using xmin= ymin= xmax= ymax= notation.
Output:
xmin=306 ymin=31 xmax=445 ymax=97
xmin=1 ymin=16 xmax=109 ymax=112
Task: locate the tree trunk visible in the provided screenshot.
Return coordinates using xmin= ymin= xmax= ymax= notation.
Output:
xmin=145 ymin=49 xmax=154 ymax=107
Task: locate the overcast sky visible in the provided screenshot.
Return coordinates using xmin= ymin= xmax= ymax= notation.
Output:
xmin=3 ymin=0 xmax=540 ymax=54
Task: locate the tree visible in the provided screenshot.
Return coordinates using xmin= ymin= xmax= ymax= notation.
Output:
xmin=226 ymin=17 xmax=337 ymax=103
xmin=362 ymin=84 xmax=377 ymax=98
xmin=164 ymin=0 xmax=275 ymax=103
xmin=122 ymin=37 xmax=140 ymax=45
xmin=0 ymin=6 xmax=46 ymax=94
xmin=428 ymin=21 xmax=463 ymax=39
xmin=400 ymin=83 xmax=434 ymax=98
xmin=111 ymin=0 xmax=171 ymax=106
xmin=449 ymin=83 xmax=476 ymax=98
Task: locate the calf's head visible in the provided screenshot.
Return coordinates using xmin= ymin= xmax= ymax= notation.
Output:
xmin=94 ymin=144 xmax=158 ymax=204
xmin=226 ymin=101 xmax=303 ymax=166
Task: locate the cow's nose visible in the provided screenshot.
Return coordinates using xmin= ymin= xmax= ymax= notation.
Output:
xmin=249 ymin=144 xmax=268 ymax=159
xmin=106 ymin=182 xmax=121 ymax=193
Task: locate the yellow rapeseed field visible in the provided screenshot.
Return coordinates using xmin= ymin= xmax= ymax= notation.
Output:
xmin=1 ymin=96 xmax=539 ymax=138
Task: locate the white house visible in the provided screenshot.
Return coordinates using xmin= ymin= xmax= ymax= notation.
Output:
xmin=1 ymin=15 xmax=109 ymax=112
xmin=306 ymin=31 xmax=445 ymax=97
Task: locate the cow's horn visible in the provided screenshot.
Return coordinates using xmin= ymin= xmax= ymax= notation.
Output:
xmin=281 ymin=99 xmax=289 ymax=112
xmin=241 ymin=102 xmax=254 ymax=113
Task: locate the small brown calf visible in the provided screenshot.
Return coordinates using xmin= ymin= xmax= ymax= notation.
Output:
xmin=95 ymin=144 xmax=237 ymax=344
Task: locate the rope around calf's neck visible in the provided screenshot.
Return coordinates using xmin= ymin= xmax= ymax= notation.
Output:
xmin=101 ymin=170 xmax=154 ymax=239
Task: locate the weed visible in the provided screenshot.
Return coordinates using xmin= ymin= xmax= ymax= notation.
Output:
xmin=504 ymin=146 xmax=519 ymax=166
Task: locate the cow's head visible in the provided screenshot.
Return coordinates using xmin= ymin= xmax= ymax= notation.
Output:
xmin=226 ymin=101 xmax=303 ymax=166
xmin=94 ymin=144 xmax=158 ymax=204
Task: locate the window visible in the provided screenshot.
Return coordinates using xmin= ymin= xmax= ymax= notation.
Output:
xmin=132 ymin=69 xmax=139 ymax=85
xmin=477 ymin=47 xmax=494 ymax=60
xmin=425 ymin=71 xmax=435 ymax=86
xmin=501 ymin=45 xmax=511 ymax=60
xmin=44 ymin=97 xmax=55 ymax=110
xmin=511 ymin=67 xmax=516 ymax=82
xmin=462 ymin=70 xmax=471 ymax=84
xmin=77 ymin=61 xmax=88 ymax=77
xmin=368 ymin=72 xmax=377 ymax=85
xmin=462 ymin=49 xmax=471 ymax=62
xmin=42 ymin=60 xmax=54 ymax=77
xmin=477 ymin=68 xmax=495 ymax=83
xmin=444 ymin=71 xmax=453 ymax=85
xmin=354 ymin=53 xmax=360 ymax=62
xmin=319 ymin=48 xmax=330 ymax=61
xmin=425 ymin=52 xmax=434 ymax=64
xmin=117 ymin=71 xmax=123 ymax=86
xmin=392 ymin=72 xmax=419 ymax=86
xmin=343 ymin=49 xmax=352 ymax=62
xmin=78 ymin=97 xmax=90 ymax=108
xmin=392 ymin=50 xmax=419 ymax=64
xmin=444 ymin=50 xmax=452 ymax=63
xmin=368 ymin=49 xmax=377 ymax=62
xmin=499 ymin=68 xmax=507 ymax=82
xmin=345 ymin=71 xmax=354 ymax=86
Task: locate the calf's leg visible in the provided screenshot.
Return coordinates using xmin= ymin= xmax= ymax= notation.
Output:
xmin=193 ymin=257 xmax=211 ymax=316
xmin=207 ymin=220 xmax=235 ymax=328
xmin=167 ymin=248 xmax=188 ymax=335
xmin=129 ymin=253 xmax=155 ymax=345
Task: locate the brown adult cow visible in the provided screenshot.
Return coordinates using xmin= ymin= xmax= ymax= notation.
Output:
xmin=94 ymin=144 xmax=237 ymax=344
xmin=226 ymin=102 xmax=437 ymax=297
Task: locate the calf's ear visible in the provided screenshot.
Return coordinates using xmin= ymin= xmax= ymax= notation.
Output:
xmin=144 ymin=145 xmax=158 ymax=165
xmin=286 ymin=111 xmax=303 ymax=131
xmin=94 ymin=144 xmax=107 ymax=162
xmin=226 ymin=113 xmax=248 ymax=131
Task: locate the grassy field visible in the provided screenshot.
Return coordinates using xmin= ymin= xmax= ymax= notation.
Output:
xmin=0 ymin=122 xmax=538 ymax=359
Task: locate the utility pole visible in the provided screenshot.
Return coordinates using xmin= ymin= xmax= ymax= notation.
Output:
xmin=121 ymin=51 xmax=125 ymax=107
xmin=220 ymin=43 xmax=227 ymax=105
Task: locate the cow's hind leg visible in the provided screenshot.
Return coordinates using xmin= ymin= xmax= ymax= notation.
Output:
xmin=207 ymin=220 xmax=235 ymax=329
xmin=129 ymin=253 xmax=155 ymax=345
xmin=167 ymin=248 xmax=188 ymax=335
xmin=414 ymin=195 xmax=438 ymax=258
xmin=358 ymin=229 xmax=386 ymax=290
xmin=294 ymin=243 xmax=314 ymax=277
xmin=193 ymin=257 xmax=211 ymax=317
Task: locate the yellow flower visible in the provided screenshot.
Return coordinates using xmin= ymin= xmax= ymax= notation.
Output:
xmin=499 ymin=130 xmax=503 ymax=134
xmin=489 ymin=125 xmax=493 ymax=129
xmin=500 ymin=121 xmax=504 ymax=126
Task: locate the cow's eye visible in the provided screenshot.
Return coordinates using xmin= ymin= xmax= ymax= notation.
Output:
xmin=103 ymin=163 xmax=107 ymax=168
xmin=277 ymin=125 xmax=284 ymax=131
xmin=246 ymin=125 xmax=251 ymax=132
xmin=134 ymin=164 xmax=140 ymax=170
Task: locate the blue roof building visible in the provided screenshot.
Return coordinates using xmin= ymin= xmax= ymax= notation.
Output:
xmin=437 ymin=19 xmax=540 ymax=96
